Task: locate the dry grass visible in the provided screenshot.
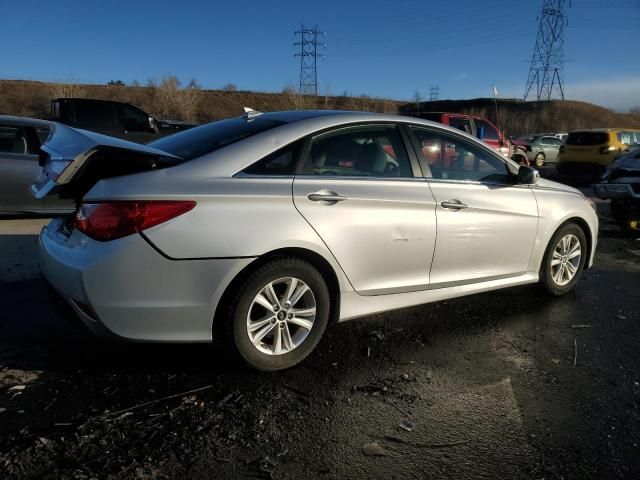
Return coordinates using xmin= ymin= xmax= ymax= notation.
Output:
xmin=1 ymin=80 xmax=638 ymax=135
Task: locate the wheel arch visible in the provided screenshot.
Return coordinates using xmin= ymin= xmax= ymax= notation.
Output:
xmin=212 ymin=247 xmax=342 ymax=340
xmin=543 ymin=216 xmax=593 ymax=271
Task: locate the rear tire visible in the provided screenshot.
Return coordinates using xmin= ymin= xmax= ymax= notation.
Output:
xmin=540 ymin=223 xmax=587 ymax=296
xmin=225 ymin=258 xmax=330 ymax=371
xmin=534 ymin=152 xmax=545 ymax=168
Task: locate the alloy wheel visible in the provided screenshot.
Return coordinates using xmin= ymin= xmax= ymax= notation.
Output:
xmin=550 ymin=234 xmax=581 ymax=286
xmin=535 ymin=153 xmax=545 ymax=168
xmin=246 ymin=277 xmax=316 ymax=355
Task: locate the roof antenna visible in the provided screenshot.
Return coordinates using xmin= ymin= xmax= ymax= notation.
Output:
xmin=243 ymin=107 xmax=263 ymax=120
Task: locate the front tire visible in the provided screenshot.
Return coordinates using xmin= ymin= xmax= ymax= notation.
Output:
xmin=534 ymin=152 xmax=545 ymax=168
xmin=540 ymin=223 xmax=587 ymax=296
xmin=226 ymin=258 xmax=330 ymax=371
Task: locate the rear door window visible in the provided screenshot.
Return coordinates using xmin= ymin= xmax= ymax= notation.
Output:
xmin=0 ymin=126 xmax=28 ymax=154
xmin=301 ymin=125 xmax=413 ymax=178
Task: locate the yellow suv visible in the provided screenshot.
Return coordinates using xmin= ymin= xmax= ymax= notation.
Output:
xmin=557 ymin=128 xmax=640 ymax=177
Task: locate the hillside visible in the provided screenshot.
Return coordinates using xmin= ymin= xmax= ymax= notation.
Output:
xmin=401 ymin=98 xmax=640 ymax=135
xmin=1 ymin=79 xmax=638 ymax=136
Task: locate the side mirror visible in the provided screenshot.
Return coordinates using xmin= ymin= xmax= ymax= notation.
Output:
xmin=517 ymin=165 xmax=539 ymax=185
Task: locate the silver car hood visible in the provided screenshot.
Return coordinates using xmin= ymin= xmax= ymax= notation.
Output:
xmin=31 ymin=123 xmax=179 ymax=199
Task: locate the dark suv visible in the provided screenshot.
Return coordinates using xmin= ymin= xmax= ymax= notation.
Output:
xmin=50 ymin=98 xmax=196 ymax=143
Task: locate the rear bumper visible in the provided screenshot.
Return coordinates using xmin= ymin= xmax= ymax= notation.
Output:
xmin=593 ymin=183 xmax=639 ymax=200
xmin=39 ymin=218 xmax=254 ymax=342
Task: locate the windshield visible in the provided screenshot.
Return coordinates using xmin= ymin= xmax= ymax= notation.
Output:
xmin=148 ymin=117 xmax=286 ymax=160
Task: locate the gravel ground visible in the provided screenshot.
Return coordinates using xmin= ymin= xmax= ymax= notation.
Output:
xmin=0 ymin=192 xmax=639 ymax=479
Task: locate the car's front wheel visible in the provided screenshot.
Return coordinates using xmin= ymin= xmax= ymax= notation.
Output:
xmin=534 ymin=152 xmax=545 ymax=168
xmin=540 ymin=223 xmax=587 ymax=295
xmin=227 ymin=258 xmax=330 ymax=371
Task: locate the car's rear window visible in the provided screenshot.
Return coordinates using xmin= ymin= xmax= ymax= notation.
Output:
xmin=566 ymin=131 xmax=609 ymax=146
xmin=148 ymin=117 xmax=286 ymax=161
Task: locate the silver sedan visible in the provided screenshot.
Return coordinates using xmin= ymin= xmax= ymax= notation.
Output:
xmin=0 ymin=115 xmax=73 ymax=215
xmin=35 ymin=110 xmax=598 ymax=370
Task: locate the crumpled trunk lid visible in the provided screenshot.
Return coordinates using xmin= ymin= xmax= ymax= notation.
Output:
xmin=31 ymin=123 xmax=181 ymax=201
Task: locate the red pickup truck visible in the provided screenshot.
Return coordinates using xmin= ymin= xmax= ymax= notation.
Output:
xmin=405 ymin=112 xmax=525 ymax=163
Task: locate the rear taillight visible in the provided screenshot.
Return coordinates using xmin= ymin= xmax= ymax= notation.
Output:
xmin=599 ymin=146 xmax=616 ymax=155
xmin=75 ymin=200 xmax=196 ymax=241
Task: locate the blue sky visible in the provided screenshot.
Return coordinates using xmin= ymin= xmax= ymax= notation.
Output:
xmin=1 ymin=0 xmax=639 ymax=110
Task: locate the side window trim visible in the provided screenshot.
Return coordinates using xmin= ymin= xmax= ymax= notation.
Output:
xmin=406 ymin=124 xmax=515 ymax=184
xmin=235 ymin=138 xmax=306 ymax=177
xmin=295 ymin=122 xmax=418 ymax=179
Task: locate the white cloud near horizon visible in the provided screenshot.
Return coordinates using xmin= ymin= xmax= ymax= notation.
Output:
xmin=494 ymin=76 xmax=640 ymax=112
xmin=564 ymin=77 xmax=640 ymax=112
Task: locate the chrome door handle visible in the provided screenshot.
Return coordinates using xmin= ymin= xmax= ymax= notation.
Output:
xmin=307 ymin=190 xmax=347 ymax=204
xmin=441 ymin=200 xmax=468 ymax=210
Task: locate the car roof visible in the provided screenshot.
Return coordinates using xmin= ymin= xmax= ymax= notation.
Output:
xmin=0 ymin=115 xmax=51 ymax=128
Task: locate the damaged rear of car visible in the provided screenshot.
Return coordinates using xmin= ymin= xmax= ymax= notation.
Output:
xmin=593 ymin=149 xmax=640 ymax=229
xmin=32 ymin=122 xmax=183 ymax=202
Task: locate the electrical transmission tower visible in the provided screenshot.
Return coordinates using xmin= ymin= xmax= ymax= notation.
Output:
xmin=523 ymin=0 xmax=568 ymax=101
xmin=294 ymin=25 xmax=326 ymax=96
xmin=429 ymin=85 xmax=440 ymax=101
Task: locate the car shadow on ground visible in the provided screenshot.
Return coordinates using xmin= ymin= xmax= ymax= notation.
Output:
xmin=0 ymin=271 xmax=558 ymax=377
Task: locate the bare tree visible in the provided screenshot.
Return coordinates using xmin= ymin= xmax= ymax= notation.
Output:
xmin=222 ymin=83 xmax=237 ymax=92
xmin=282 ymin=84 xmax=314 ymax=110
xmin=180 ymin=79 xmax=202 ymax=122
xmin=49 ymin=80 xmax=87 ymax=99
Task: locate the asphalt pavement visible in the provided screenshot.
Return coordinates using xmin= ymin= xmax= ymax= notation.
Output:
xmin=0 ymin=191 xmax=639 ymax=479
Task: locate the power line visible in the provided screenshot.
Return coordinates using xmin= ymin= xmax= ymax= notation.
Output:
xmin=524 ymin=0 xmax=569 ymax=101
xmin=294 ymin=24 xmax=326 ymax=96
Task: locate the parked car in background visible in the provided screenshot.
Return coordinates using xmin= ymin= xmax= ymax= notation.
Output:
xmin=34 ymin=110 xmax=597 ymax=371
xmin=0 ymin=116 xmax=73 ymax=215
xmin=403 ymin=112 xmax=518 ymax=160
xmin=524 ymin=135 xmax=564 ymax=167
xmin=557 ymin=128 xmax=640 ymax=179
xmin=50 ymin=98 xmax=197 ymax=144
xmin=594 ymin=148 xmax=640 ymax=229
xmin=554 ymin=132 xmax=568 ymax=142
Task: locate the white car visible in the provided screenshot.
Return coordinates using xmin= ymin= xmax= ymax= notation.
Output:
xmin=35 ymin=110 xmax=598 ymax=370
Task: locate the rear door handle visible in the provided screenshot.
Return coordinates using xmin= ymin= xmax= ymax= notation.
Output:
xmin=440 ymin=199 xmax=468 ymax=210
xmin=307 ymin=190 xmax=347 ymax=204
